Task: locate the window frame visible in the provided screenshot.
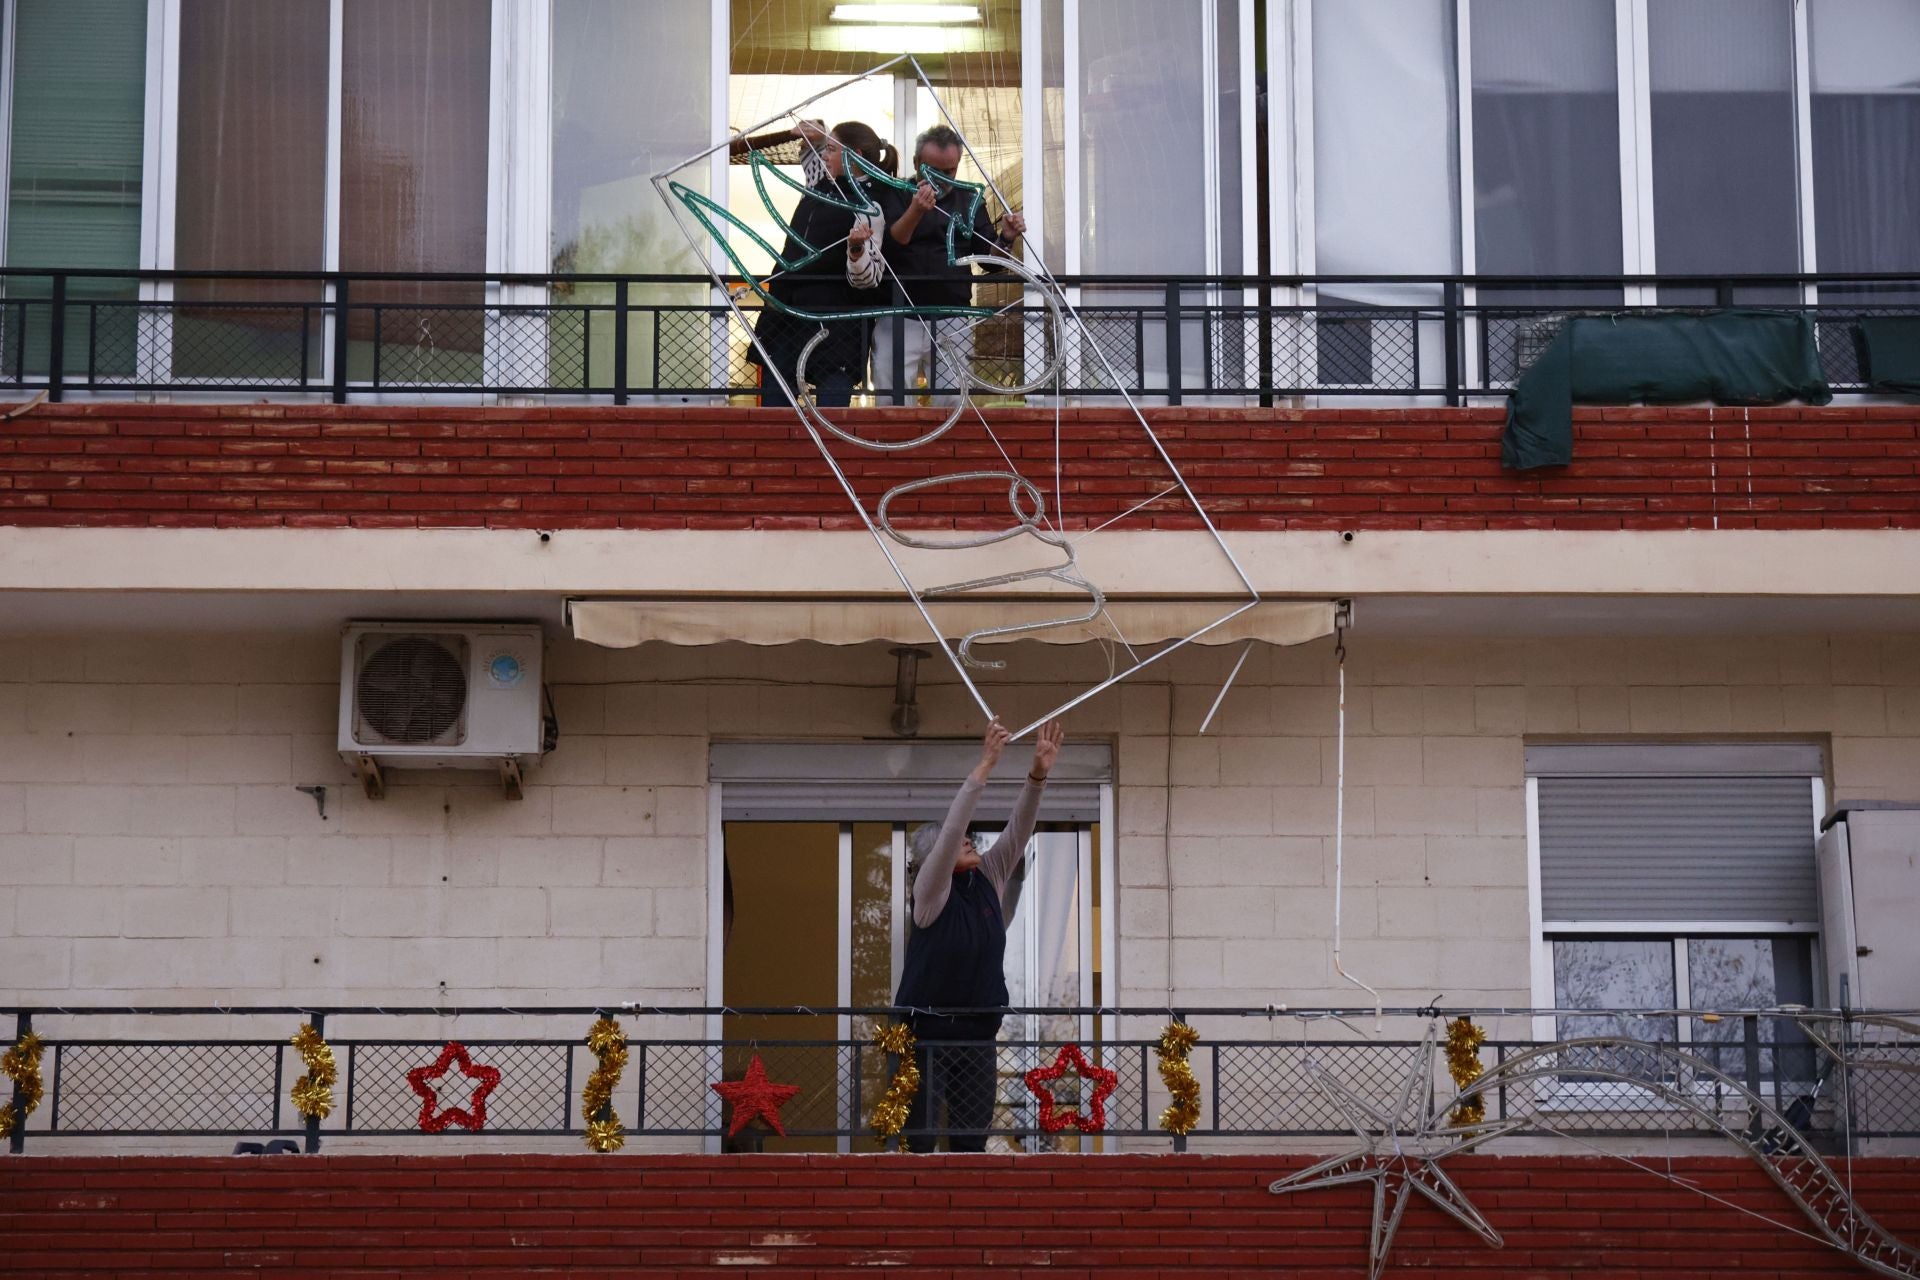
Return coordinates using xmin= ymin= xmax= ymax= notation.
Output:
xmin=1526 ymin=767 xmax=1828 ymax=1045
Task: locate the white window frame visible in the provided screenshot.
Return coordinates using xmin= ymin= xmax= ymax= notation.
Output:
xmin=703 ymin=771 xmax=1116 ymax=1154
xmin=1527 ymin=771 xmax=1829 ymax=1046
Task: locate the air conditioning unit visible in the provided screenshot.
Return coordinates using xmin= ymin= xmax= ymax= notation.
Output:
xmin=338 ymin=622 xmax=548 ymax=799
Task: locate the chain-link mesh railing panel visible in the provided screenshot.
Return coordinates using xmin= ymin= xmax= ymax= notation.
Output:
xmin=0 ymin=300 xmax=23 ymax=382
xmin=1811 ymin=309 xmax=1915 ymax=392
xmin=635 ymin=1042 xmax=720 ymax=1132
xmin=1204 ymin=309 xmax=1261 ymax=393
xmin=52 ymin=1042 xmax=283 ymax=1132
xmin=361 ymin=308 xmax=488 ymax=389
xmin=653 ymin=307 xmax=756 ymax=394
xmin=1480 ymin=311 xmax=1569 ymax=389
xmin=167 ymin=305 xmax=323 ymax=385
xmin=80 ymin=301 xmax=148 ymax=385
xmin=343 ymin=1041 xmax=570 ymax=1132
xmin=1845 ymin=1041 xmax=1920 ymax=1137
xmin=631 ymin=1041 xmax=857 ymax=1137
xmin=1063 ymin=310 xmax=1139 ymax=392
xmin=483 ymin=308 xmax=591 ymax=391
xmin=1213 ymin=1041 xmax=1429 ymax=1134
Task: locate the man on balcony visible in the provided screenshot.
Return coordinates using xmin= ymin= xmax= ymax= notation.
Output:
xmin=872 ymin=125 xmax=1028 ymax=404
xmin=895 ymin=717 xmax=1063 ymax=1152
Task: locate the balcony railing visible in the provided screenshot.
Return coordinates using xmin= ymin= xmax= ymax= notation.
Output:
xmin=4 ymin=1005 xmax=1914 ymax=1153
xmin=1 ymin=269 xmax=1915 ymax=405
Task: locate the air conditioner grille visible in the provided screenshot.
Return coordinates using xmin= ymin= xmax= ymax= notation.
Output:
xmin=356 ymin=635 xmax=468 ymax=744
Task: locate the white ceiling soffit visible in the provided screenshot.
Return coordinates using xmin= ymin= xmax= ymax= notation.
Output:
xmin=566 ymin=598 xmax=1338 ymax=650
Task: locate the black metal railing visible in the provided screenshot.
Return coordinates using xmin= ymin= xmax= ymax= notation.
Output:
xmin=1 ymin=269 xmax=1916 ymax=406
xmin=4 ymin=1005 xmax=1914 ymax=1153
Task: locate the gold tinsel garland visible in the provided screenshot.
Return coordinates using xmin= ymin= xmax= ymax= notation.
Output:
xmin=868 ymin=1021 xmax=920 ymax=1140
xmin=1445 ymin=1015 xmax=1487 ymax=1127
xmin=1155 ymin=1021 xmax=1202 ymax=1136
xmin=289 ymin=1023 xmax=337 ymax=1122
xmin=582 ymin=1016 xmax=629 ymax=1153
xmin=0 ymin=1031 xmax=45 ymax=1140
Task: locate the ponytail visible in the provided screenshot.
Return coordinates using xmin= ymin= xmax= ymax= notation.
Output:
xmin=831 ymin=121 xmax=898 ymax=178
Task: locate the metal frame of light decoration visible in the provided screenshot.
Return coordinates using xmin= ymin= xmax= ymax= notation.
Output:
xmin=651 ymin=55 xmax=1261 ymax=740
xmin=1456 ymin=1035 xmax=1918 ymax=1280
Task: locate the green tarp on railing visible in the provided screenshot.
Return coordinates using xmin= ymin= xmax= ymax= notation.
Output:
xmin=1502 ymin=311 xmax=1832 ymax=470
xmin=1860 ymin=317 xmax=1920 ymax=395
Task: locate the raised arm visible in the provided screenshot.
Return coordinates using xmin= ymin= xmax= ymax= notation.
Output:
xmin=910 ymin=718 xmax=1011 ymax=927
xmin=981 ymin=720 xmax=1062 ymax=891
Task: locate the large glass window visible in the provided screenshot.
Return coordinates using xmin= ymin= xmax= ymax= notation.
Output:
xmin=1649 ymin=0 xmax=1798 ymax=303
xmin=173 ymin=0 xmax=330 ymax=381
xmin=3 ymin=0 xmax=147 ymax=378
xmin=1469 ymin=0 xmax=1622 ymax=381
xmin=339 ymin=0 xmax=491 ymax=384
xmin=1809 ymin=0 xmax=1920 ymax=305
xmin=1311 ymin=0 xmax=1459 ymax=389
xmin=552 ymin=0 xmax=713 ymax=394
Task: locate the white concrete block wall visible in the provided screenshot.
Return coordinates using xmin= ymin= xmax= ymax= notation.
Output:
xmin=1 ymin=630 xmax=1917 ymax=1024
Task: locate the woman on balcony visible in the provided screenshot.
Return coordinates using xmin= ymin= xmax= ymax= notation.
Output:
xmin=746 ymin=121 xmax=894 ymax=408
xmin=895 ymin=716 xmax=1065 ymax=1152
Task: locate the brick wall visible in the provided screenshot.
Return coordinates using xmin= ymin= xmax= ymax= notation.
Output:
xmin=2 ymin=403 xmax=1915 ymax=531
xmin=2 ymin=1153 xmax=1916 ymax=1276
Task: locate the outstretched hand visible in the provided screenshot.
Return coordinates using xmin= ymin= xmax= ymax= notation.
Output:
xmin=1030 ymin=719 xmax=1064 ymax=779
xmin=975 ymin=717 xmax=1011 ymax=777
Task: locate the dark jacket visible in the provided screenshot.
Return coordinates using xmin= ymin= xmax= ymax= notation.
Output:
xmin=877 ymin=181 xmax=1002 ymax=309
xmin=752 ymin=176 xmax=887 ymax=374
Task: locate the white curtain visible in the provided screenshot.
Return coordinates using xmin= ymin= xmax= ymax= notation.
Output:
xmin=1311 ymin=0 xmax=1458 ymax=298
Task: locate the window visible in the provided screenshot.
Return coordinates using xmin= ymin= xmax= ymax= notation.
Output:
xmin=1530 ymin=743 xmax=1825 ymax=1087
xmin=552 ymin=0 xmax=713 ymax=394
xmin=339 ymin=0 xmax=492 ymax=385
xmin=173 ymin=0 xmax=330 ymax=382
xmin=1648 ymin=0 xmax=1799 ymax=303
xmin=3 ymin=0 xmax=147 ymax=378
xmin=709 ymin=741 xmax=1113 ymax=1153
xmin=1309 ymin=0 xmax=1458 ymax=391
xmin=1808 ymin=0 xmax=1920 ymax=306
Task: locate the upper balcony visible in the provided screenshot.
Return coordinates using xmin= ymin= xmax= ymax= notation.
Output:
xmin=3 ymin=267 xmax=1917 ymax=408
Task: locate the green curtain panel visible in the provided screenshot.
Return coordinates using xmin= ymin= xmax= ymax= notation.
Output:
xmin=1502 ymin=311 xmax=1831 ymax=470
xmin=1859 ymin=317 xmax=1920 ymax=396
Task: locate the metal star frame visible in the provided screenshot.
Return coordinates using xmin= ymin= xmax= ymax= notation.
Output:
xmin=1267 ymin=1027 xmax=1526 ymax=1280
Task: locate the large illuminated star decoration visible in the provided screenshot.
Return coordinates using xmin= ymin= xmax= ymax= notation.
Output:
xmin=406 ymin=1041 xmax=503 ymax=1133
xmin=1267 ymin=1030 xmax=1527 ymax=1279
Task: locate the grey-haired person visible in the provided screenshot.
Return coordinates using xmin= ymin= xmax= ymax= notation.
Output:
xmin=893 ymin=715 xmax=1064 ymax=1152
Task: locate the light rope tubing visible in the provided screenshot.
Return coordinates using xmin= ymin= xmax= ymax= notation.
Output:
xmin=1328 ymin=608 xmax=1381 ymax=1023
xmin=788 ymin=219 xmax=1106 ymax=669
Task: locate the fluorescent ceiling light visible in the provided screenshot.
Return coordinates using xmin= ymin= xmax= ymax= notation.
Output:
xmin=816 ymin=24 xmax=987 ymax=53
xmin=829 ymin=4 xmax=982 ymax=24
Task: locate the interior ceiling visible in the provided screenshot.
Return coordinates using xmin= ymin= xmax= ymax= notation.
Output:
xmin=731 ymin=0 xmax=1022 ymax=80
xmin=3 ymin=592 xmax=1917 ymax=639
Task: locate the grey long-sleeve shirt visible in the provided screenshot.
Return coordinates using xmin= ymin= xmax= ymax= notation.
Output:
xmin=909 ymin=772 xmax=1045 ymax=929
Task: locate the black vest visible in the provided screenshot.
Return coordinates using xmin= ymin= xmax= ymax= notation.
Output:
xmin=894 ymin=868 xmax=1008 ymax=1032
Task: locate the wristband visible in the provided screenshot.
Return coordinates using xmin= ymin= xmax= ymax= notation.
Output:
xmin=1028 ymin=771 xmax=1047 ymax=784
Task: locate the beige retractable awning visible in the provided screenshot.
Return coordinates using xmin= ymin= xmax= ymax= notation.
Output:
xmin=567 ymin=598 xmax=1337 ymax=649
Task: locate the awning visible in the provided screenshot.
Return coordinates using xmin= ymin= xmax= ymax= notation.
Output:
xmin=567 ymin=597 xmax=1337 ymax=650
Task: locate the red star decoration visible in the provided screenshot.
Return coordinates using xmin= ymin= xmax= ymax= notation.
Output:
xmin=711 ymin=1054 xmax=802 ymax=1137
xmin=1023 ymin=1043 xmax=1119 ymax=1134
xmin=406 ymin=1041 xmax=502 ymax=1133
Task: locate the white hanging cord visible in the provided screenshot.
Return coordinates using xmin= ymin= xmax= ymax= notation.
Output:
xmin=1327 ymin=604 xmax=1381 ymax=1028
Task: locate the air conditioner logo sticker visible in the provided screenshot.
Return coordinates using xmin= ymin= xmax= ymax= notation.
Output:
xmin=485 ymin=653 xmax=525 ymax=688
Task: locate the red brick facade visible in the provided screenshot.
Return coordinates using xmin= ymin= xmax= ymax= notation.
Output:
xmin=2 ymin=1153 xmax=1916 ymax=1277
xmin=2 ymin=403 xmax=1916 ymax=531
